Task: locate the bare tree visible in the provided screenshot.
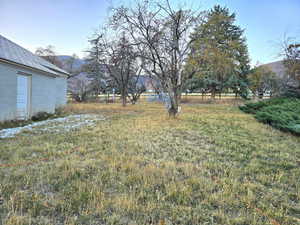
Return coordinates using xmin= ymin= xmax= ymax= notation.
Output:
xmin=111 ymin=0 xmax=202 ymax=116
xmin=276 ymin=37 xmax=300 ymax=96
xmin=69 ymin=78 xmax=94 ymax=102
xmin=88 ymin=31 xmax=143 ymax=106
xmin=127 ymin=73 xmax=146 ymax=104
xmin=35 ymin=45 xmax=63 ymax=68
xmin=282 ymin=39 xmax=300 ymax=84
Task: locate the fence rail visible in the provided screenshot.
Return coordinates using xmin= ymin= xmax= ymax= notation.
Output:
xmin=67 ymin=92 xmax=271 ymax=103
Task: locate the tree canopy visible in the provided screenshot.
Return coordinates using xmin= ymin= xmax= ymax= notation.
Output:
xmin=110 ymin=0 xmax=202 ymax=116
xmin=186 ymin=5 xmax=250 ymax=98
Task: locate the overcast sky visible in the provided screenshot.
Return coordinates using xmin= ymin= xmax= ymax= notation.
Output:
xmin=1 ymin=0 xmax=299 ymax=65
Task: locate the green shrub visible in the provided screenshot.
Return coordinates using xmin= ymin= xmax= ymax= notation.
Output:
xmin=31 ymin=112 xmax=53 ymax=121
xmin=239 ymin=98 xmax=291 ymax=114
xmin=240 ymin=98 xmax=300 ymax=135
xmin=282 ymin=87 xmax=300 ymax=98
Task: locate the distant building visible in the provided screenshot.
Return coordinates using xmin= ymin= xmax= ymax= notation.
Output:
xmin=0 ymin=35 xmax=69 ymax=121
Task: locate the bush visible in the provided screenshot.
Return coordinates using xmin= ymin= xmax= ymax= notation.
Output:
xmin=0 ymin=108 xmax=67 ymax=130
xmin=239 ymin=97 xmax=290 ymax=114
xmin=239 ymin=98 xmax=300 ymax=135
xmin=281 ymin=87 xmax=300 ymax=98
xmin=31 ymin=112 xmax=53 ymax=121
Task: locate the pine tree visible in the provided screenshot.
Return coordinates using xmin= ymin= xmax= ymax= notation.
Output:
xmin=187 ymin=5 xmax=250 ymax=98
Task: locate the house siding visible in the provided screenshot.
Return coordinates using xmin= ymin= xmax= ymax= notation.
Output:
xmin=31 ymin=72 xmax=56 ymax=115
xmin=0 ymin=63 xmax=17 ymax=121
xmin=55 ymin=77 xmax=67 ymax=107
xmin=0 ymin=62 xmax=67 ymax=121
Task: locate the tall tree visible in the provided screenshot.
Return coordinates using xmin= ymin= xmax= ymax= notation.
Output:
xmin=81 ymin=61 xmax=109 ymax=98
xmin=111 ymin=0 xmax=202 ymax=116
xmin=187 ymin=5 xmax=250 ymax=99
xmin=87 ymin=32 xmax=142 ymax=106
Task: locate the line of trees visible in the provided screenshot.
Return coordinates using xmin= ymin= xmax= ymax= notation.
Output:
xmin=85 ymin=0 xmax=203 ymax=116
xmin=85 ymin=2 xmax=254 ymax=116
xmin=36 ymin=0 xmax=299 ymax=116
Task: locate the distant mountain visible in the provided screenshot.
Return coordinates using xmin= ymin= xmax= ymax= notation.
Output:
xmin=55 ymin=55 xmax=92 ymax=93
xmin=57 ymin=55 xmax=86 ymax=71
xmin=262 ymin=60 xmax=299 ymax=88
xmin=262 ymin=60 xmax=287 ymax=78
xmin=57 ymin=55 xmax=157 ymax=93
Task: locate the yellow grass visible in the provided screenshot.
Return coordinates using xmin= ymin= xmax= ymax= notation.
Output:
xmin=0 ymin=102 xmax=299 ymax=224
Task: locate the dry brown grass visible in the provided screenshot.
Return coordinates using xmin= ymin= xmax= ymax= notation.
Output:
xmin=0 ymin=102 xmax=299 ymax=224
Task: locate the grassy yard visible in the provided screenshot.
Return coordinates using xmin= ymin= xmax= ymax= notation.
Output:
xmin=0 ymin=102 xmax=299 ymax=225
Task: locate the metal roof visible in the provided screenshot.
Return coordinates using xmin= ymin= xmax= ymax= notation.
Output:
xmin=0 ymin=34 xmax=69 ymax=76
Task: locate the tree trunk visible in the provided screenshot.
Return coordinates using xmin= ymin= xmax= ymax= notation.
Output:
xmin=168 ymin=88 xmax=180 ymax=118
xmin=211 ymin=87 xmax=216 ymax=99
xmin=122 ymin=95 xmax=126 ymax=106
xmin=121 ymin=89 xmax=127 ymax=107
xmin=168 ymin=97 xmax=179 ymax=117
xmin=131 ymin=95 xmax=137 ymax=104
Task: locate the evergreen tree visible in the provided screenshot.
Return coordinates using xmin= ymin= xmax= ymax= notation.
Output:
xmin=187 ymin=5 xmax=250 ymax=98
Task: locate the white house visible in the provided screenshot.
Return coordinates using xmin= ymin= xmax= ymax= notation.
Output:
xmin=0 ymin=35 xmax=69 ymax=121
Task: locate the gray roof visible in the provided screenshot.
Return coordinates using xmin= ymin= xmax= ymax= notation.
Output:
xmin=0 ymin=34 xmax=68 ymax=76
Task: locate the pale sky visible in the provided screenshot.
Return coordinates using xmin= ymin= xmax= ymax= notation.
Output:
xmin=1 ymin=0 xmax=299 ymax=65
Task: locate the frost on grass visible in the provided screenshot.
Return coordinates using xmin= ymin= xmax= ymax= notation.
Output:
xmin=0 ymin=114 xmax=105 ymax=138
